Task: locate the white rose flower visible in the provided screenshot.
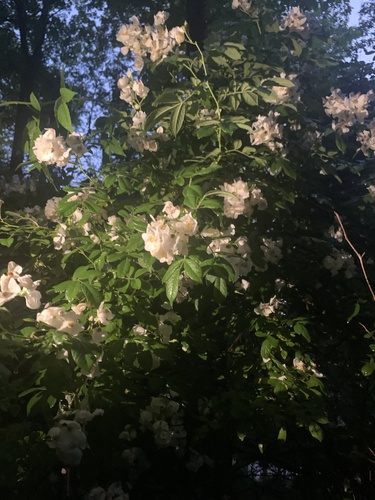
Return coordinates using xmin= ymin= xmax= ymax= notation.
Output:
xmin=33 ymin=128 xmax=71 ymax=166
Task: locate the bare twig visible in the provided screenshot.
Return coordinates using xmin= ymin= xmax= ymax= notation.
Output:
xmin=359 ymin=323 xmax=372 ymax=336
xmin=334 ymin=211 xmax=375 ymax=302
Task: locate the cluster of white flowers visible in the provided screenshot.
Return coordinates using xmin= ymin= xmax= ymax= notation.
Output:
xmin=119 ymin=424 xmax=137 ymax=442
xmin=254 ymin=295 xmax=279 ymax=317
xmin=280 ymin=6 xmax=310 ymax=39
xmin=367 ymin=185 xmax=375 ymax=199
xmin=13 ymin=205 xmax=45 ymax=224
xmin=117 ymin=70 xmax=149 ymax=106
xmin=38 ymin=301 xmax=113 ymax=336
xmin=323 ymin=88 xmax=374 ymax=134
xmin=176 ymin=272 xmax=196 ymax=302
xmin=261 ymin=237 xmax=283 ymax=265
xmin=53 ymin=223 xmax=71 ymax=252
xmin=206 ymin=230 xmax=253 ymax=279
xmin=33 ymin=129 xmax=87 ymax=167
xmin=249 ymin=111 xmax=283 ymax=150
xmin=221 ymin=179 xmax=267 ymax=219
xmin=116 ymin=11 xmax=184 ymax=71
xmin=0 ymin=261 xmax=41 ymax=309
xmin=327 ymin=225 xmax=343 ymax=242
xmin=38 ymin=302 xmax=108 ymax=375
xmin=37 ymin=306 xmax=84 ymax=336
xmin=231 ymin=0 xmax=252 ymax=13
xmin=357 ymin=120 xmax=375 ymax=156
xmin=67 ymin=188 xmax=95 ymax=203
xmin=44 ymin=191 xmax=106 ymax=251
xmin=142 ymin=201 xmax=198 ymax=265
xmin=47 ymin=409 xmax=103 ymax=467
xmin=293 ymin=357 xmax=323 ymax=378
xmin=139 ymin=396 xmax=186 ymax=450
xmin=47 ymin=420 xmax=87 ymax=466
xmin=95 ymin=301 xmax=114 ymax=325
xmin=127 ymin=117 xmax=167 ymax=153
xmin=302 ymin=127 xmax=322 ymax=150
xmin=87 ymin=482 xmax=128 ymax=500
xmin=266 ymin=73 xmax=300 ymax=105
xmin=157 ymin=303 xmax=181 ymax=343
xmin=74 ymin=408 xmax=104 ymax=424
xmin=323 ymin=248 xmax=356 ymax=278
xmin=199 ymin=108 xmax=219 ymax=120
xmin=195 ymin=108 xmax=220 ymax=128
xmin=44 ymin=196 xmax=61 ymax=222
xmin=0 ymin=174 xmax=36 ymax=196
xmin=107 ymin=215 xmax=121 ymax=241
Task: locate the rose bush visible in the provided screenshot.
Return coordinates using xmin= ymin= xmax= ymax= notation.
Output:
xmin=1 ymin=2 xmax=375 ymax=498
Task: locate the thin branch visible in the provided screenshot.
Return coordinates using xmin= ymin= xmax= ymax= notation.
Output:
xmin=334 ymin=211 xmax=375 ymax=302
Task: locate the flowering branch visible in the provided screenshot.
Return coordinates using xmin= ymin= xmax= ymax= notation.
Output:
xmin=334 ymin=211 xmax=375 ymax=302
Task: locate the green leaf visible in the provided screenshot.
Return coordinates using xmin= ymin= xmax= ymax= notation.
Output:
xmin=170 ymin=102 xmax=186 ymax=136
xmin=81 ymin=282 xmax=101 ymax=307
xmin=26 ymin=391 xmax=45 ymax=416
xmin=309 ymin=422 xmax=324 ymax=442
xmin=267 ymin=77 xmax=295 ymax=88
xmin=293 ymin=323 xmax=311 ymax=342
xmin=200 ymin=198 xmax=221 ymax=209
xmin=182 ymin=162 xmax=221 ymax=179
xmin=213 ymin=276 xmax=227 ymax=302
xmin=196 ymin=125 xmax=217 ymax=139
xmin=52 ymin=331 xmax=67 ymax=344
xmin=361 ymin=361 xmax=375 ymax=377
xmin=184 ymin=258 xmax=202 ymax=283
xmin=237 ymin=431 xmax=246 ymax=442
xmin=224 ymin=47 xmax=242 ymax=60
xmin=0 ymin=237 xmax=14 ymax=247
xmin=347 ymin=303 xmax=360 ymax=323
xmin=56 ymin=102 xmax=72 ymax=132
xmin=65 ymin=280 xmax=81 ymax=302
xmin=260 ymin=336 xmax=279 ymax=359
xmin=291 ymin=38 xmax=303 ymax=56
xmin=53 ymin=281 xmax=72 ymax=293
xmin=57 ymin=199 xmax=80 ymax=217
xmin=108 ymin=137 xmax=125 ymax=156
xmin=153 ymin=92 xmax=181 ymax=106
xmin=130 ymin=278 xmax=142 ymax=290
xmin=282 ymin=162 xmax=297 ymax=179
xmin=162 ymin=259 xmax=183 ymax=305
xmin=242 ymin=91 xmax=258 ymax=106
xmin=30 ymin=92 xmax=41 ymax=111
xmin=335 ymin=134 xmax=347 ymax=154
xmin=21 ymin=326 xmax=36 ymax=338
xmin=211 ymin=55 xmax=228 ymax=67
xmin=182 ymin=184 xmax=202 ymax=209
xmin=73 ymin=265 xmax=100 ymax=281
xmin=71 ymin=349 xmax=95 ymax=371
xmin=278 ymin=427 xmax=287 ymax=442
xmin=116 ymin=259 xmax=131 ymax=278
xmin=144 ymin=105 xmax=176 ymax=130
xmin=127 ymin=217 xmax=147 ymax=233
xmin=60 ymin=87 xmax=76 ymax=103
xmin=83 ymin=200 xmax=102 ymax=214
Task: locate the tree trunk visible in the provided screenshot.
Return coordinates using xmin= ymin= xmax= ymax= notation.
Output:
xmin=186 ymin=0 xmax=207 ymax=48
xmin=9 ymin=0 xmax=56 ymax=171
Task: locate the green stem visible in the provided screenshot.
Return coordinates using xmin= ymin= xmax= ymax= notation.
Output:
xmin=184 ymin=29 xmax=222 ymax=151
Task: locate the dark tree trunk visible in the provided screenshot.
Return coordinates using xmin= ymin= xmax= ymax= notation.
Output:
xmin=186 ymin=0 xmax=207 ymax=48
xmin=9 ymin=0 xmax=56 ymax=171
